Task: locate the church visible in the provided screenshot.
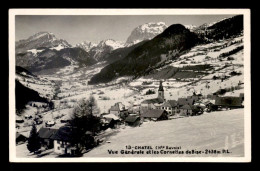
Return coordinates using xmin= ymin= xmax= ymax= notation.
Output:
xmin=140 ymin=80 xmax=165 ymax=113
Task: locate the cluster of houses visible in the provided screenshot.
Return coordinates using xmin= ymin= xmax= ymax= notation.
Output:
xmin=99 ymin=81 xmax=244 ymax=126
xmin=16 ymin=80 xmax=244 ymax=156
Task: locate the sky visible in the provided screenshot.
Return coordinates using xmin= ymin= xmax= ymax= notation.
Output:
xmin=15 ymin=15 xmax=235 ymax=45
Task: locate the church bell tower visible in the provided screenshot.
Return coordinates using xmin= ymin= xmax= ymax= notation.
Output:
xmin=158 ymin=80 xmax=164 ymax=101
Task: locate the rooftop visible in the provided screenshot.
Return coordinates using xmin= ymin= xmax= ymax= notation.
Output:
xmin=141 ymin=109 xmax=166 ymax=118
xmin=38 ymin=127 xmax=58 ymax=139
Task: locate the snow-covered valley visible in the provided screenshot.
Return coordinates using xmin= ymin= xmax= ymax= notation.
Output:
xmin=15 ymin=35 xmax=244 ymax=133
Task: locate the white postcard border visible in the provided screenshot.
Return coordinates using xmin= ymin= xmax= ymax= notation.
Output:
xmin=9 ymin=8 xmax=251 ymax=163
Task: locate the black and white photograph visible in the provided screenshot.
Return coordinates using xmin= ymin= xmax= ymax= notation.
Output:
xmin=9 ymin=9 xmax=251 ymax=162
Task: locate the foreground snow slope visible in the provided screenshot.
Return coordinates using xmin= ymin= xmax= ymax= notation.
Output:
xmin=84 ymin=109 xmax=244 ymax=157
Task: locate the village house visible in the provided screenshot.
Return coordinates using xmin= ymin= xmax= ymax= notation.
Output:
xmin=179 ymin=104 xmax=193 ymax=116
xmin=141 ymin=109 xmax=168 ymax=121
xmin=214 ymin=96 xmax=243 ymax=109
xmin=38 ymin=127 xmax=58 ymax=149
xmin=141 ymin=80 xmax=165 ymax=113
xmin=109 ymin=102 xmax=128 ymax=117
xmin=160 ymin=100 xmax=178 ymax=115
xmin=177 ymin=98 xmax=194 ymax=107
xmin=50 ymin=126 xmax=80 ymax=156
xmin=125 ymin=114 xmax=141 ymax=127
xmin=100 ymin=113 xmax=120 ymax=129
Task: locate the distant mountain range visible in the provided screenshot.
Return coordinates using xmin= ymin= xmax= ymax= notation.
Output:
xmin=15 ymin=15 xmax=243 ymax=80
xmin=89 ymin=24 xmax=202 ymax=84
xmin=15 ymin=32 xmax=97 ymax=73
xmin=89 ymin=15 xmax=243 ymax=84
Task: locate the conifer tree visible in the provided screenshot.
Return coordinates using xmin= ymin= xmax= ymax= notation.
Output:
xmin=27 ymin=123 xmax=41 ymax=153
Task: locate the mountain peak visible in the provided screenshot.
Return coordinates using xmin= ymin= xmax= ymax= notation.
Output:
xmin=28 ymin=32 xmax=55 ymax=40
xmin=16 ymin=31 xmax=71 ymax=52
xmin=125 ymin=22 xmax=168 ymax=46
xmin=97 ymin=39 xmax=124 ymax=50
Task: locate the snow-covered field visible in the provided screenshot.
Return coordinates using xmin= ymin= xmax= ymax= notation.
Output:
xmin=84 ymin=109 xmax=244 ymax=157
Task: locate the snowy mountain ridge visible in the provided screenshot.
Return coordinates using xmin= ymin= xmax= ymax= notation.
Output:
xmin=75 ymin=41 xmax=97 ymax=52
xmin=16 ymin=32 xmax=71 ymax=53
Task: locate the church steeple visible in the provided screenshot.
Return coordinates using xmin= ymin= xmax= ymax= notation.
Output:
xmin=158 ymin=80 xmax=164 ymax=91
xmin=158 ymin=80 xmax=164 ymax=101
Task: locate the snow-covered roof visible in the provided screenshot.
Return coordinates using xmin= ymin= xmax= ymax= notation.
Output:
xmin=102 ymin=114 xmax=120 ymax=120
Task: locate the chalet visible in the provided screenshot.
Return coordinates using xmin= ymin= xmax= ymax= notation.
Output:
xmin=101 ymin=119 xmax=119 ymax=130
xmin=179 ymin=105 xmax=192 ymax=116
xmin=214 ymin=96 xmax=243 ymax=109
xmin=38 ymin=127 xmax=58 ymax=149
xmin=141 ymin=109 xmax=168 ymax=121
xmin=141 ymin=80 xmax=165 ymax=113
xmin=16 ymin=132 xmax=27 ymax=145
xmin=101 ymin=113 xmax=120 ymax=129
xmin=109 ymin=102 xmax=128 ymax=117
xmin=141 ymin=98 xmax=164 ymax=111
xmin=125 ymin=114 xmax=141 ymax=127
xmin=177 ymin=98 xmax=194 ymax=107
xmin=160 ymin=100 xmax=178 ymax=115
xmin=50 ymin=126 xmax=80 ymax=156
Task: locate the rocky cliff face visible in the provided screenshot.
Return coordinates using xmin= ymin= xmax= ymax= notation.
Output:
xmin=125 ymin=22 xmax=168 ymax=46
